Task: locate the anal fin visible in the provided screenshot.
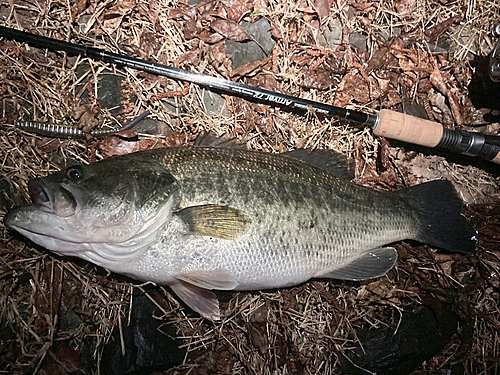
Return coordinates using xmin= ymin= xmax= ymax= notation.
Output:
xmin=176 ymin=269 xmax=239 ymax=290
xmin=170 ymin=281 xmax=221 ymax=321
xmin=322 ymin=247 xmax=398 ymax=281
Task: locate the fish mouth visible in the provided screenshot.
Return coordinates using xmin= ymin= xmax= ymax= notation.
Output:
xmin=28 ymin=179 xmax=53 ymax=211
xmin=28 ymin=179 xmax=79 ymax=217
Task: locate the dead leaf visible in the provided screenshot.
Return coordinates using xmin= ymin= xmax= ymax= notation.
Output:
xmin=247 ymin=72 xmax=278 ymax=92
xmin=430 ymin=66 xmax=463 ymax=125
xmin=313 ymin=0 xmax=330 ymax=20
xmin=196 ymin=0 xmax=219 ymax=16
xmin=99 ymin=131 xmax=190 ymax=158
xmin=226 ymin=0 xmax=254 ymax=22
xmin=71 ymin=0 xmax=89 ymax=21
xmin=231 ymin=56 xmax=272 ymax=79
xmin=102 ymin=0 xmax=135 ymax=35
xmin=35 ymin=137 xmax=60 ymax=153
xmin=176 ymin=49 xmax=201 ymax=67
xmin=210 ymin=19 xmax=251 ymax=42
xmin=170 ymin=4 xmax=197 ymax=20
xmin=302 ymin=66 xmax=333 ymax=90
xmin=140 ymin=31 xmax=161 ymax=58
xmin=350 ymin=2 xmax=374 ymax=11
xmin=198 ymin=31 xmax=225 ymax=44
xmin=204 ymin=41 xmax=232 ymax=78
xmin=247 ymin=304 xmax=268 ymax=355
xmin=333 ymin=70 xmax=370 ymax=106
xmin=394 ymin=0 xmax=415 ymax=16
xmin=424 ymin=15 xmax=462 ymax=43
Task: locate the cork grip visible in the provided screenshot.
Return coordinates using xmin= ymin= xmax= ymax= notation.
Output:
xmin=374 ymin=109 xmax=444 ymax=148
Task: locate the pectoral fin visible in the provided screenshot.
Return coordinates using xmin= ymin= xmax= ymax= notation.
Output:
xmin=170 ymin=281 xmax=221 ymax=321
xmin=322 ymin=247 xmax=397 ymax=281
xmin=175 ymin=204 xmax=250 ymax=240
xmin=176 ymin=269 xmax=239 ymax=290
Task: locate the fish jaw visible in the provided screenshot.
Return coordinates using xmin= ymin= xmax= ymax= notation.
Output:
xmin=5 ymin=192 xmax=179 ymax=271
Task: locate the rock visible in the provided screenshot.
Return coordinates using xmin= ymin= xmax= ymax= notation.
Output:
xmin=318 ymin=18 xmax=342 ymax=50
xmin=203 ymin=91 xmax=231 ymax=118
xmin=101 ymin=290 xmax=184 ymax=375
xmin=349 ymin=32 xmax=367 ymax=51
xmin=226 ymin=18 xmax=275 ymax=69
xmin=340 ymin=302 xmax=458 ymax=375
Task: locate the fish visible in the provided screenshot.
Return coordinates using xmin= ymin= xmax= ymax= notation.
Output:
xmin=4 ymin=146 xmax=477 ymax=320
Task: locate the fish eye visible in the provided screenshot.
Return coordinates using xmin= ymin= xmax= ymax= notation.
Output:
xmin=66 ymin=166 xmax=82 ymax=181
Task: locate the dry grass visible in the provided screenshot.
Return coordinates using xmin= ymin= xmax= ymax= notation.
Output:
xmin=1 ymin=0 xmax=500 ymax=374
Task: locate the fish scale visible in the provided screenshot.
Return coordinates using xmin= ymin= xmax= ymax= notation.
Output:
xmin=149 ymin=148 xmax=417 ymax=284
xmin=5 ymin=146 xmax=476 ymax=320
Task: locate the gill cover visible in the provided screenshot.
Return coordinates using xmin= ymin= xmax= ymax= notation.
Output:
xmin=5 ymin=154 xmax=178 ymax=249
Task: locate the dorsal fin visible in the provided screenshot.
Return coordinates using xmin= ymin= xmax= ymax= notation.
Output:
xmin=194 ymin=132 xmax=247 ymax=149
xmin=283 ymin=149 xmax=355 ymax=180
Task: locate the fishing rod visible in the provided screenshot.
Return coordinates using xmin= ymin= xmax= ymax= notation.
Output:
xmin=1 ymin=25 xmax=499 ymax=164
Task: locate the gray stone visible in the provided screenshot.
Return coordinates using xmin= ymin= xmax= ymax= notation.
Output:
xmin=226 ymin=18 xmax=275 ymax=69
xmin=202 ymin=90 xmax=230 ymax=117
xmin=318 ymin=18 xmax=342 ymax=50
xmin=349 ymin=32 xmax=367 ymax=51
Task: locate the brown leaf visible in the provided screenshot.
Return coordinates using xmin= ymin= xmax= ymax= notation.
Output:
xmin=232 ymin=97 xmax=257 ymax=132
xmin=351 ymin=2 xmax=374 ymax=11
xmin=35 ymin=137 xmax=60 ymax=153
xmin=210 ymin=19 xmax=251 ymax=42
xmin=430 ymin=66 xmax=463 ymax=125
xmin=140 ymin=31 xmax=161 ymax=57
xmin=247 ymin=304 xmax=269 ymax=355
xmin=231 ymin=56 xmax=272 ymax=79
xmin=196 ymin=0 xmax=219 ymax=16
xmin=176 ymin=49 xmax=201 ymax=66
xmin=393 ymin=0 xmax=415 ymax=16
xmin=424 ymin=15 xmax=462 ymax=43
xmin=270 ymin=22 xmax=283 ymax=40
xmin=204 ymin=41 xmax=232 ymax=78
xmin=102 ymin=0 xmax=136 ymax=34
xmin=333 ymin=70 xmax=370 ymax=106
xmin=99 ymin=131 xmax=189 ymax=158
xmin=226 ymin=0 xmax=254 ymax=22
xmin=71 ymin=0 xmax=89 ymax=21
xmin=302 ymin=66 xmax=333 ymax=90
xmin=247 ymin=72 xmax=278 ymax=92
xmin=199 ymin=31 xmax=225 ymax=44
xmin=313 ymin=0 xmax=330 ymax=20
xmin=170 ymin=5 xmax=197 ymax=20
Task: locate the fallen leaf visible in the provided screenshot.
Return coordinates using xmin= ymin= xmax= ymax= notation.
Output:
xmin=226 ymin=0 xmax=254 ymax=22
xmin=204 ymin=41 xmax=232 ymax=78
xmin=210 ymin=19 xmax=251 ymax=42
xmin=170 ymin=4 xmax=197 ymax=20
xmin=199 ymin=31 xmax=225 ymax=44
xmin=351 ymin=2 xmax=374 ymax=11
xmin=102 ymin=0 xmax=135 ymax=35
xmin=176 ymin=49 xmax=201 ymax=66
xmin=394 ymin=0 xmax=415 ymax=16
xmin=313 ymin=0 xmax=330 ymax=20
xmin=247 ymin=304 xmax=268 ymax=355
xmin=231 ymin=56 xmax=272 ymax=79
xmin=333 ymin=70 xmax=370 ymax=106
xmin=140 ymin=31 xmax=161 ymax=57
xmin=35 ymin=137 xmax=60 ymax=153
xmin=424 ymin=15 xmax=462 ymax=43
xmin=302 ymin=66 xmax=333 ymax=90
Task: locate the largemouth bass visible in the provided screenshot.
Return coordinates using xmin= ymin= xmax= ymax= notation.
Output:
xmin=5 ymin=147 xmax=476 ymax=320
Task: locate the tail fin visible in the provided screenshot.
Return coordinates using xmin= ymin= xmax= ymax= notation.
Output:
xmin=400 ymin=180 xmax=477 ymax=254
